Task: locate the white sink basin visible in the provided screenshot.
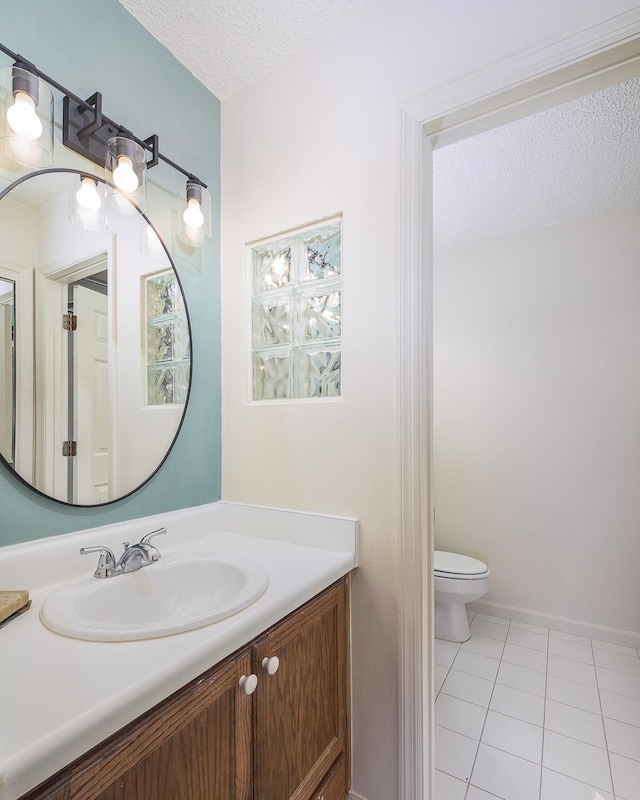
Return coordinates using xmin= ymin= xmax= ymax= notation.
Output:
xmin=40 ymin=554 xmax=269 ymax=641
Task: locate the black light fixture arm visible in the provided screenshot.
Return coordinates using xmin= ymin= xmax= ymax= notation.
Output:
xmin=0 ymin=41 xmax=207 ymax=189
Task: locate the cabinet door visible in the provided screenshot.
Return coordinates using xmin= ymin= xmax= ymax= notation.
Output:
xmin=252 ymin=579 xmax=349 ymax=800
xmin=21 ymin=650 xmax=253 ymax=800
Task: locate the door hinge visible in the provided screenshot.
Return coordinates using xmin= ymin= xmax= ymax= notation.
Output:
xmin=63 ymin=313 xmax=77 ymax=331
xmin=62 ymin=440 xmax=77 ymax=457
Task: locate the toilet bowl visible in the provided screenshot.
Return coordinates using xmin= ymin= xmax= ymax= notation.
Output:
xmin=434 ymin=550 xmax=490 ymax=642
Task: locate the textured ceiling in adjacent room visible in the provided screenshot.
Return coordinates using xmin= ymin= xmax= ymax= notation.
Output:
xmin=433 ymin=77 xmax=640 ymax=250
xmin=119 ymin=0 xmax=382 ymax=100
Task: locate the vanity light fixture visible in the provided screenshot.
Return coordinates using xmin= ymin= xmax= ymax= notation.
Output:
xmin=180 ymin=179 xmax=211 ymax=246
xmin=105 ymin=135 xmax=148 ymax=213
xmin=6 ymin=70 xmax=41 ymax=139
xmin=68 ymin=175 xmax=108 ymax=232
xmin=0 ymin=41 xmax=210 ymax=244
xmin=0 ymin=59 xmax=53 ymax=167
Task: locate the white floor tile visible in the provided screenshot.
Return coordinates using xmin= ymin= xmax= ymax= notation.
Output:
xmin=475 ymin=612 xmax=511 ymax=626
xmin=549 ymin=629 xmax=591 ymax=646
xmin=435 ymin=638 xmax=461 ymax=668
xmin=452 ymin=649 xmax=500 ymax=682
xmin=434 ymin=612 xmax=640 ymax=800
xmin=502 ymin=642 xmax=547 ymax=673
xmin=541 ymin=768 xmax=614 ymax=800
xmin=481 ymin=710 xmax=543 ymax=763
xmin=471 ymin=743 xmax=541 ymax=800
xmin=610 ymin=752 xmax=640 ymax=800
xmin=466 ymin=787 xmax=505 ymax=800
xmin=462 ymin=634 xmax=505 ymax=660
xmin=600 ymin=689 xmax=640 ymax=727
xmin=545 ymin=699 xmax=606 ymax=748
xmin=593 ymin=647 xmax=640 ymax=677
xmin=603 ymin=716 xmax=640 ymax=761
xmin=547 ymin=654 xmax=597 ymax=687
xmin=596 ymin=666 xmax=640 ymax=700
xmin=506 ymin=627 xmax=548 ymax=652
xmin=435 ymin=769 xmax=468 ymax=800
xmin=471 ymin=618 xmax=509 ymax=642
xmin=490 ymin=683 xmax=545 ymax=726
xmin=546 ymin=675 xmax=601 ymax=714
xmin=435 ymin=663 xmax=449 ymax=692
xmin=591 ymin=638 xmax=639 ymax=657
xmin=441 ymin=668 xmax=494 ymax=708
xmin=548 ymin=637 xmax=594 ymax=664
xmin=510 ymin=620 xmax=549 ymax=635
xmin=436 ymin=693 xmax=488 ymax=740
xmin=497 ymin=661 xmax=546 ymax=697
xmin=435 ymin=725 xmax=478 ymax=783
xmin=542 ymin=730 xmax=612 ymax=793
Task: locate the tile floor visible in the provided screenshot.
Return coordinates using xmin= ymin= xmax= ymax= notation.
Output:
xmin=435 ymin=611 xmax=640 ymax=799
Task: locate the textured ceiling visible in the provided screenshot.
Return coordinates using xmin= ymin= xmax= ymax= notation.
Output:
xmin=433 ymin=77 xmax=640 ymax=251
xmin=4 ymin=171 xmax=74 ymax=210
xmin=119 ymin=0 xmax=382 ymax=100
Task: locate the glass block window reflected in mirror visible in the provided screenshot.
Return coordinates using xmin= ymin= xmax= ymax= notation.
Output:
xmin=145 ymin=270 xmax=190 ymax=406
xmin=250 ymin=217 xmax=342 ymax=400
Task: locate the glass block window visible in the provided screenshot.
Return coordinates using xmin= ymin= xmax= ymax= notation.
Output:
xmin=250 ymin=217 xmax=341 ymax=400
xmin=145 ymin=270 xmax=190 ymax=406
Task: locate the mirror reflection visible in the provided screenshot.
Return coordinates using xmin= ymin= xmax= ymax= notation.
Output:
xmin=0 ymin=170 xmax=191 ymax=505
xmin=0 ymin=277 xmax=15 ymax=467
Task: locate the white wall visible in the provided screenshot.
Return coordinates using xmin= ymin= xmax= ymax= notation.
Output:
xmin=434 ymin=204 xmax=640 ymax=636
xmin=220 ymin=1 xmax=640 ymax=796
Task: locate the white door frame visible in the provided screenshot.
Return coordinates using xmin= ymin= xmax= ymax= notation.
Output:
xmin=34 ymin=246 xmax=112 ymax=501
xmin=0 ymin=260 xmax=33 ymax=482
xmin=396 ymin=8 xmax=640 ymax=798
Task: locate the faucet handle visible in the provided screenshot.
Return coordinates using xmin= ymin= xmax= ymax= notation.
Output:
xmin=140 ymin=527 xmax=166 ymax=546
xmin=80 ymin=546 xmax=117 ymax=579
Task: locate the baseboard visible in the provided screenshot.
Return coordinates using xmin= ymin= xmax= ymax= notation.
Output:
xmin=347 ymin=792 xmax=369 ymax=800
xmin=468 ymin=599 xmax=640 ymax=649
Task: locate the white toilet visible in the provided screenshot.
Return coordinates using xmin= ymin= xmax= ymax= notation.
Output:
xmin=434 ymin=550 xmax=490 ymax=642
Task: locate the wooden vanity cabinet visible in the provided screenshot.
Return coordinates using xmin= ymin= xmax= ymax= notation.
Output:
xmin=21 ymin=650 xmax=253 ymax=800
xmin=20 ymin=578 xmax=349 ymax=800
xmin=252 ymin=579 xmax=349 ymax=800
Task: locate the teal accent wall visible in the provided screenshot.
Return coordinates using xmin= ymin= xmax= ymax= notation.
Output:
xmin=0 ymin=0 xmax=221 ymax=544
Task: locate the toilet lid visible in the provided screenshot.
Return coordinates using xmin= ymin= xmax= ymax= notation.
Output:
xmin=434 ymin=550 xmax=489 ymax=577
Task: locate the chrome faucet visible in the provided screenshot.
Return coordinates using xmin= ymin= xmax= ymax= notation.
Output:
xmin=80 ymin=528 xmax=166 ymax=579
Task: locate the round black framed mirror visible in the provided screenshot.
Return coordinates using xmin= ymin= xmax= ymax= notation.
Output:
xmin=0 ymin=168 xmax=191 ymax=505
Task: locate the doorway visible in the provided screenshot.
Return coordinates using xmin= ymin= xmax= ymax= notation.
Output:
xmin=395 ymin=15 xmax=640 ymax=800
xmin=431 ymin=71 xmax=640 ymax=800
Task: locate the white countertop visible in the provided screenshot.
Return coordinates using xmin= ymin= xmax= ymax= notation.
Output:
xmin=0 ymin=503 xmax=357 ymax=800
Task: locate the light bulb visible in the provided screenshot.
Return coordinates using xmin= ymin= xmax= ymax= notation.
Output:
xmin=6 ymin=92 xmax=42 ymax=140
xmin=75 ymin=178 xmax=101 ymax=212
xmin=183 ymin=197 xmax=204 ymax=229
xmin=112 ymin=155 xmax=139 ymax=193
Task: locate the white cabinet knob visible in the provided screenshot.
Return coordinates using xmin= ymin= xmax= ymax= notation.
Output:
xmin=262 ymin=655 xmax=280 ymax=675
xmin=239 ymin=674 xmax=258 ymax=695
